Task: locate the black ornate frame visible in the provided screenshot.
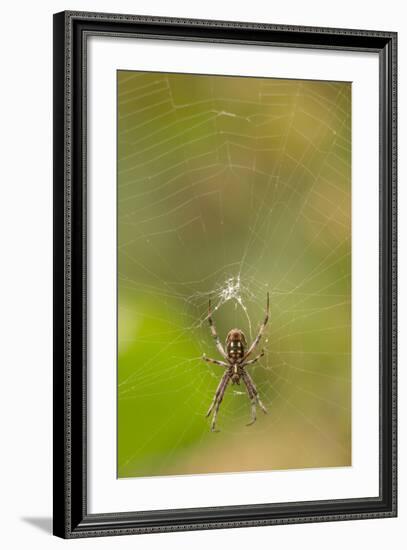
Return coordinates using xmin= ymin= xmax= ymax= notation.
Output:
xmin=53 ymin=10 xmax=397 ymax=539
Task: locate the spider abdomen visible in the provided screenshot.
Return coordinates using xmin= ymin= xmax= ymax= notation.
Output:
xmin=227 ymin=340 xmax=244 ymax=361
xmin=225 ymin=328 xmax=246 ymax=362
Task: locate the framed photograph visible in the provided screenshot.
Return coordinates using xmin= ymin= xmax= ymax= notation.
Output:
xmin=53 ymin=10 xmax=397 ymax=538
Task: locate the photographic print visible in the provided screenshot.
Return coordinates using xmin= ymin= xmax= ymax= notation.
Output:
xmin=54 ymin=12 xmax=397 ymax=537
xmin=117 ymin=71 xmax=351 ymax=479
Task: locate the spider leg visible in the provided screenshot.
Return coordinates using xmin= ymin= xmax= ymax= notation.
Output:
xmin=241 ymin=350 xmax=264 ymax=367
xmin=207 ymin=299 xmax=228 ymax=360
xmin=242 ymin=371 xmax=267 ymax=426
xmin=242 ymin=292 xmax=269 ymax=361
xmin=206 ymin=372 xmax=229 ymax=432
xmin=245 ymin=380 xmax=257 ymax=426
xmin=206 ymin=372 xmax=229 ymax=417
xmin=202 ymin=354 xmax=229 ymax=368
xmin=210 ymin=376 xmax=230 ymax=432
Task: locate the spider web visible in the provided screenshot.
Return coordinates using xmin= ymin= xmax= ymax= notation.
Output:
xmin=117 ymin=70 xmax=351 ymax=478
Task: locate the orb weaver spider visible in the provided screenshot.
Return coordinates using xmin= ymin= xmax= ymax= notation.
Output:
xmin=202 ymin=293 xmax=269 ymax=431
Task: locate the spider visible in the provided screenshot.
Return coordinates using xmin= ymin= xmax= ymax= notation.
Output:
xmin=202 ymin=293 xmax=269 ymax=431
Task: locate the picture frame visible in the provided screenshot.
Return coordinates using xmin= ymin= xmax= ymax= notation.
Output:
xmin=53 ymin=10 xmax=397 ymax=538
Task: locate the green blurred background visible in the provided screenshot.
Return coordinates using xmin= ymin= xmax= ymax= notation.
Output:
xmin=117 ymin=71 xmax=351 ymax=478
